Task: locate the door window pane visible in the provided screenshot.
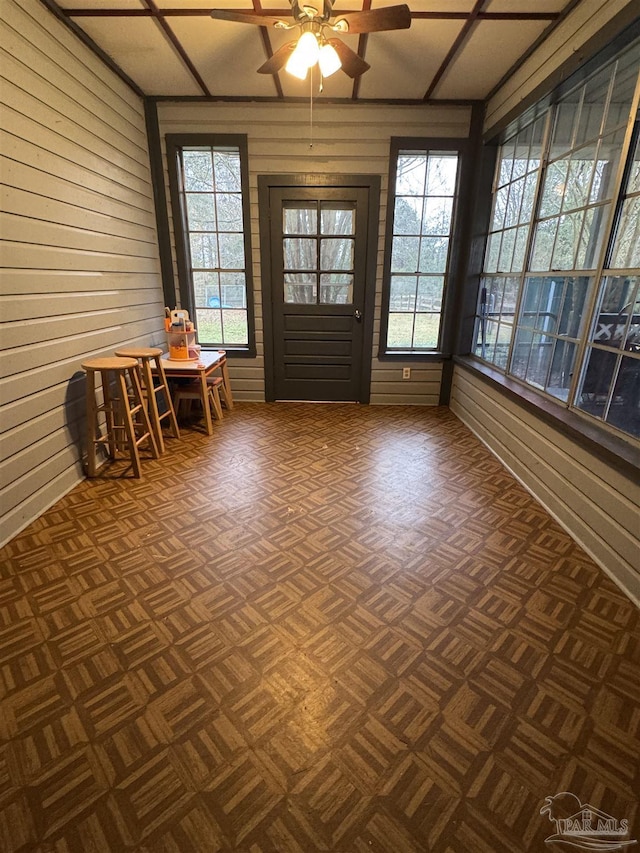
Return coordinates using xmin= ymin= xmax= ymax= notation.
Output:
xmin=320 ymin=274 xmax=353 ymax=304
xmin=321 ymin=206 xmax=354 ymax=235
xmin=284 ymin=206 xmax=317 ymax=234
xmin=284 ymin=273 xmax=317 ymax=304
xmin=320 ymin=238 xmax=354 ymax=271
xmin=284 ymin=238 xmax=316 ymax=270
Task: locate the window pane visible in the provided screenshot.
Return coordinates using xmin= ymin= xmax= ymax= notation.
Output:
xmin=525 ymin=333 xmax=554 ymax=388
xmin=320 ymin=274 xmax=353 ymax=304
xmin=186 ymin=194 xmax=216 ymax=230
xmin=611 ymin=198 xmax=640 ymax=269
xmin=422 ymin=197 xmax=453 ymax=234
xmin=498 ymin=228 xmax=516 ymax=272
xmin=547 ymin=339 xmax=577 ymax=400
xmin=218 ymin=233 xmax=245 ymax=268
xmin=284 ymin=273 xmax=316 ymax=303
xmin=213 ymin=150 xmax=241 ymax=192
xmin=320 ymin=238 xmax=354 ymax=271
xmin=394 ymin=197 xmax=423 ymax=235
xmin=321 ymin=206 xmax=354 ymax=235
xmin=183 ymin=150 xmax=213 ymax=191
xmin=193 ymin=271 xmax=218 ymax=305
xmin=418 ymin=237 xmax=449 ymax=273
xmin=396 ymin=155 xmax=426 ymax=195
xmin=512 ymin=226 xmax=529 ymax=272
xmin=221 ymin=309 xmax=248 ymax=344
xmin=284 ymin=206 xmax=317 ymax=234
xmin=485 ymin=232 xmax=501 ymax=273
xmin=603 ymin=49 xmax=639 ymax=136
xmin=552 ymin=211 xmax=584 ymax=269
xmin=220 ymin=272 xmax=246 ymax=308
xmin=505 ymin=178 xmax=525 ymax=227
xmin=626 ymin=133 xmax=640 ymax=195
xmin=495 ymin=323 xmax=514 ymax=370
xmin=414 ymin=313 xmax=441 ymax=348
xmin=426 ymin=154 xmax=458 ymax=195
xmin=606 ymin=354 xmax=640 ymax=436
xmin=577 ymin=347 xmax=618 ymax=414
xmin=216 ymin=194 xmax=243 ymax=231
xmin=417 ymin=276 xmax=443 ymax=311
xmin=562 ymin=147 xmax=596 ymax=211
xmin=539 ymin=161 xmax=568 ymax=218
xmin=391 ymin=236 xmax=419 ymax=272
xmin=389 ymin=276 xmax=417 ymax=311
xmin=530 ymin=219 xmax=558 ymax=270
xmin=194 ymin=307 xmax=222 ymax=343
xmin=189 ymin=233 xmax=218 ymax=268
xmin=284 ymin=238 xmax=316 ymax=270
xmin=387 ymin=313 xmax=414 ymax=348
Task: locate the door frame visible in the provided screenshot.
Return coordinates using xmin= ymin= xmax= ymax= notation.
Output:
xmin=258 ymin=173 xmax=380 ymax=403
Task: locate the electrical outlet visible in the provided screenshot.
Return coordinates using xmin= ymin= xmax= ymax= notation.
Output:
xmin=402 ymin=367 xmax=411 ymax=380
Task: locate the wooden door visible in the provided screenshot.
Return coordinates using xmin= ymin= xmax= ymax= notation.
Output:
xmin=264 ymin=182 xmax=376 ymax=402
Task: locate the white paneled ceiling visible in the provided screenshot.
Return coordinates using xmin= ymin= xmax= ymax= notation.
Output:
xmin=52 ymin=0 xmax=581 ymax=101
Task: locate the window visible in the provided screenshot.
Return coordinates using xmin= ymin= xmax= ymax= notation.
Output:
xmin=166 ymin=135 xmax=255 ymax=354
xmin=381 ymin=141 xmax=461 ymax=355
xmin=474 ymin=39 xmax=640 ymax=440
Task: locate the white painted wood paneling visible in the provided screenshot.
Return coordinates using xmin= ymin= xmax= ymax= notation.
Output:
xmin=158 ymin=101 xmax=470 ymax=403
xmin=450 ymin=365 xmax=640 ymax=604
xmin=0 ymin=0 xmax=164 ymax=547
xmin=485 ymin=0 xmax=638 ymax=133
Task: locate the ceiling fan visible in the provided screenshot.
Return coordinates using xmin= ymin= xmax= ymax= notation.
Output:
xmin=210 ymin=0 xmax=411 ymax=80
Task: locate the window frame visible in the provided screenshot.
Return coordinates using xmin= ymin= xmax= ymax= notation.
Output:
xmin=379 ymin=137 xmax=468 ymax=361
xmin=166 ymin=133 xmax=256 ymax=357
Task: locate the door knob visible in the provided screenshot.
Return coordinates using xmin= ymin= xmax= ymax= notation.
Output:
xmin=354 ymin=309 xmax=362 ymax=322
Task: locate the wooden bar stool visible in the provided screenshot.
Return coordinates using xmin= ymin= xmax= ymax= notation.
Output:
xmin=81 ymin=356 xmax=159 ymax=478
xmin=115 ymin=346 xmax=180 ymax=454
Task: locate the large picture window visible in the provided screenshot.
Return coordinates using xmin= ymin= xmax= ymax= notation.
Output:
xmin=166 ymin=135 xmax=255 ymax=354
xmin=380 ymin=141 xmax=462 ymax=356
xmin=474 ymin=39 xmax=640 ymax=440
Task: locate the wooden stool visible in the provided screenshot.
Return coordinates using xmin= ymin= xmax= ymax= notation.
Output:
xmin=115 ymin=347 xmax=180 ymax=454
xmin=173 ymin=380 xmax=223 ymax=427
xmin=207 ymin=374 xmax=232 ymax=412
xmin=81 ymin=356 xmax=159 ymax=478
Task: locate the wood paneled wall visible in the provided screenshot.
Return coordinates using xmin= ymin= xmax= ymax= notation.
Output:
xmin=0 ymin=0 xmax=164 ymax=546
xmin=157 ymin=102 xmax=470 ymax=404
xmin=451 ymin=366 xmax=640 ymax=604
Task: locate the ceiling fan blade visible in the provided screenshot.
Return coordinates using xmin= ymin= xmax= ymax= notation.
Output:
xmin=257 ymin=41 xmax=297 ymax=74
xmin=210 ymin=9 xmax=289 ymax=28
xmin=326 ymin=38 xmax=370 ymax=78
xmin=332 ymin=4 xmax=411 ymax=34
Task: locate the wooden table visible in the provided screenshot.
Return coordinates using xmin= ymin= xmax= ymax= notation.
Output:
xmin=158 ymin=350 xmax=233 ymax=436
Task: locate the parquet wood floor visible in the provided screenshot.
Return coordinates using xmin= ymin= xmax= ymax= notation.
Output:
xmin=1 ymin=404 xmax=639 ymax=852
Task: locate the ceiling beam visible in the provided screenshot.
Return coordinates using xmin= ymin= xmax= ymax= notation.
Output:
xmin=253 ymin=0 xmax=285 ymax=98
xmin=63 ymin=8 xmax=560 ymax=20
xmin=351 ymin=0 xmax=371 ymax=100
xmin=422 ymin=0 xmax=487 ymax=101
xmin=141 ymin=0 xmax=211 ymax=95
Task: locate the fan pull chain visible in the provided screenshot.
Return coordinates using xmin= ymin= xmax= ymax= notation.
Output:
xmin=309 ymin=68 xmax=314 ymax=149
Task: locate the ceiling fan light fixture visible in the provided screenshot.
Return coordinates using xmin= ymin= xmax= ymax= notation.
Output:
xmin=285 ymin=49 xmax=310 ymax=80
xmin=294 ymin=30 xmax=320 ymax=67
xmin=318 ymin=42 xmax=341 ymax=77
